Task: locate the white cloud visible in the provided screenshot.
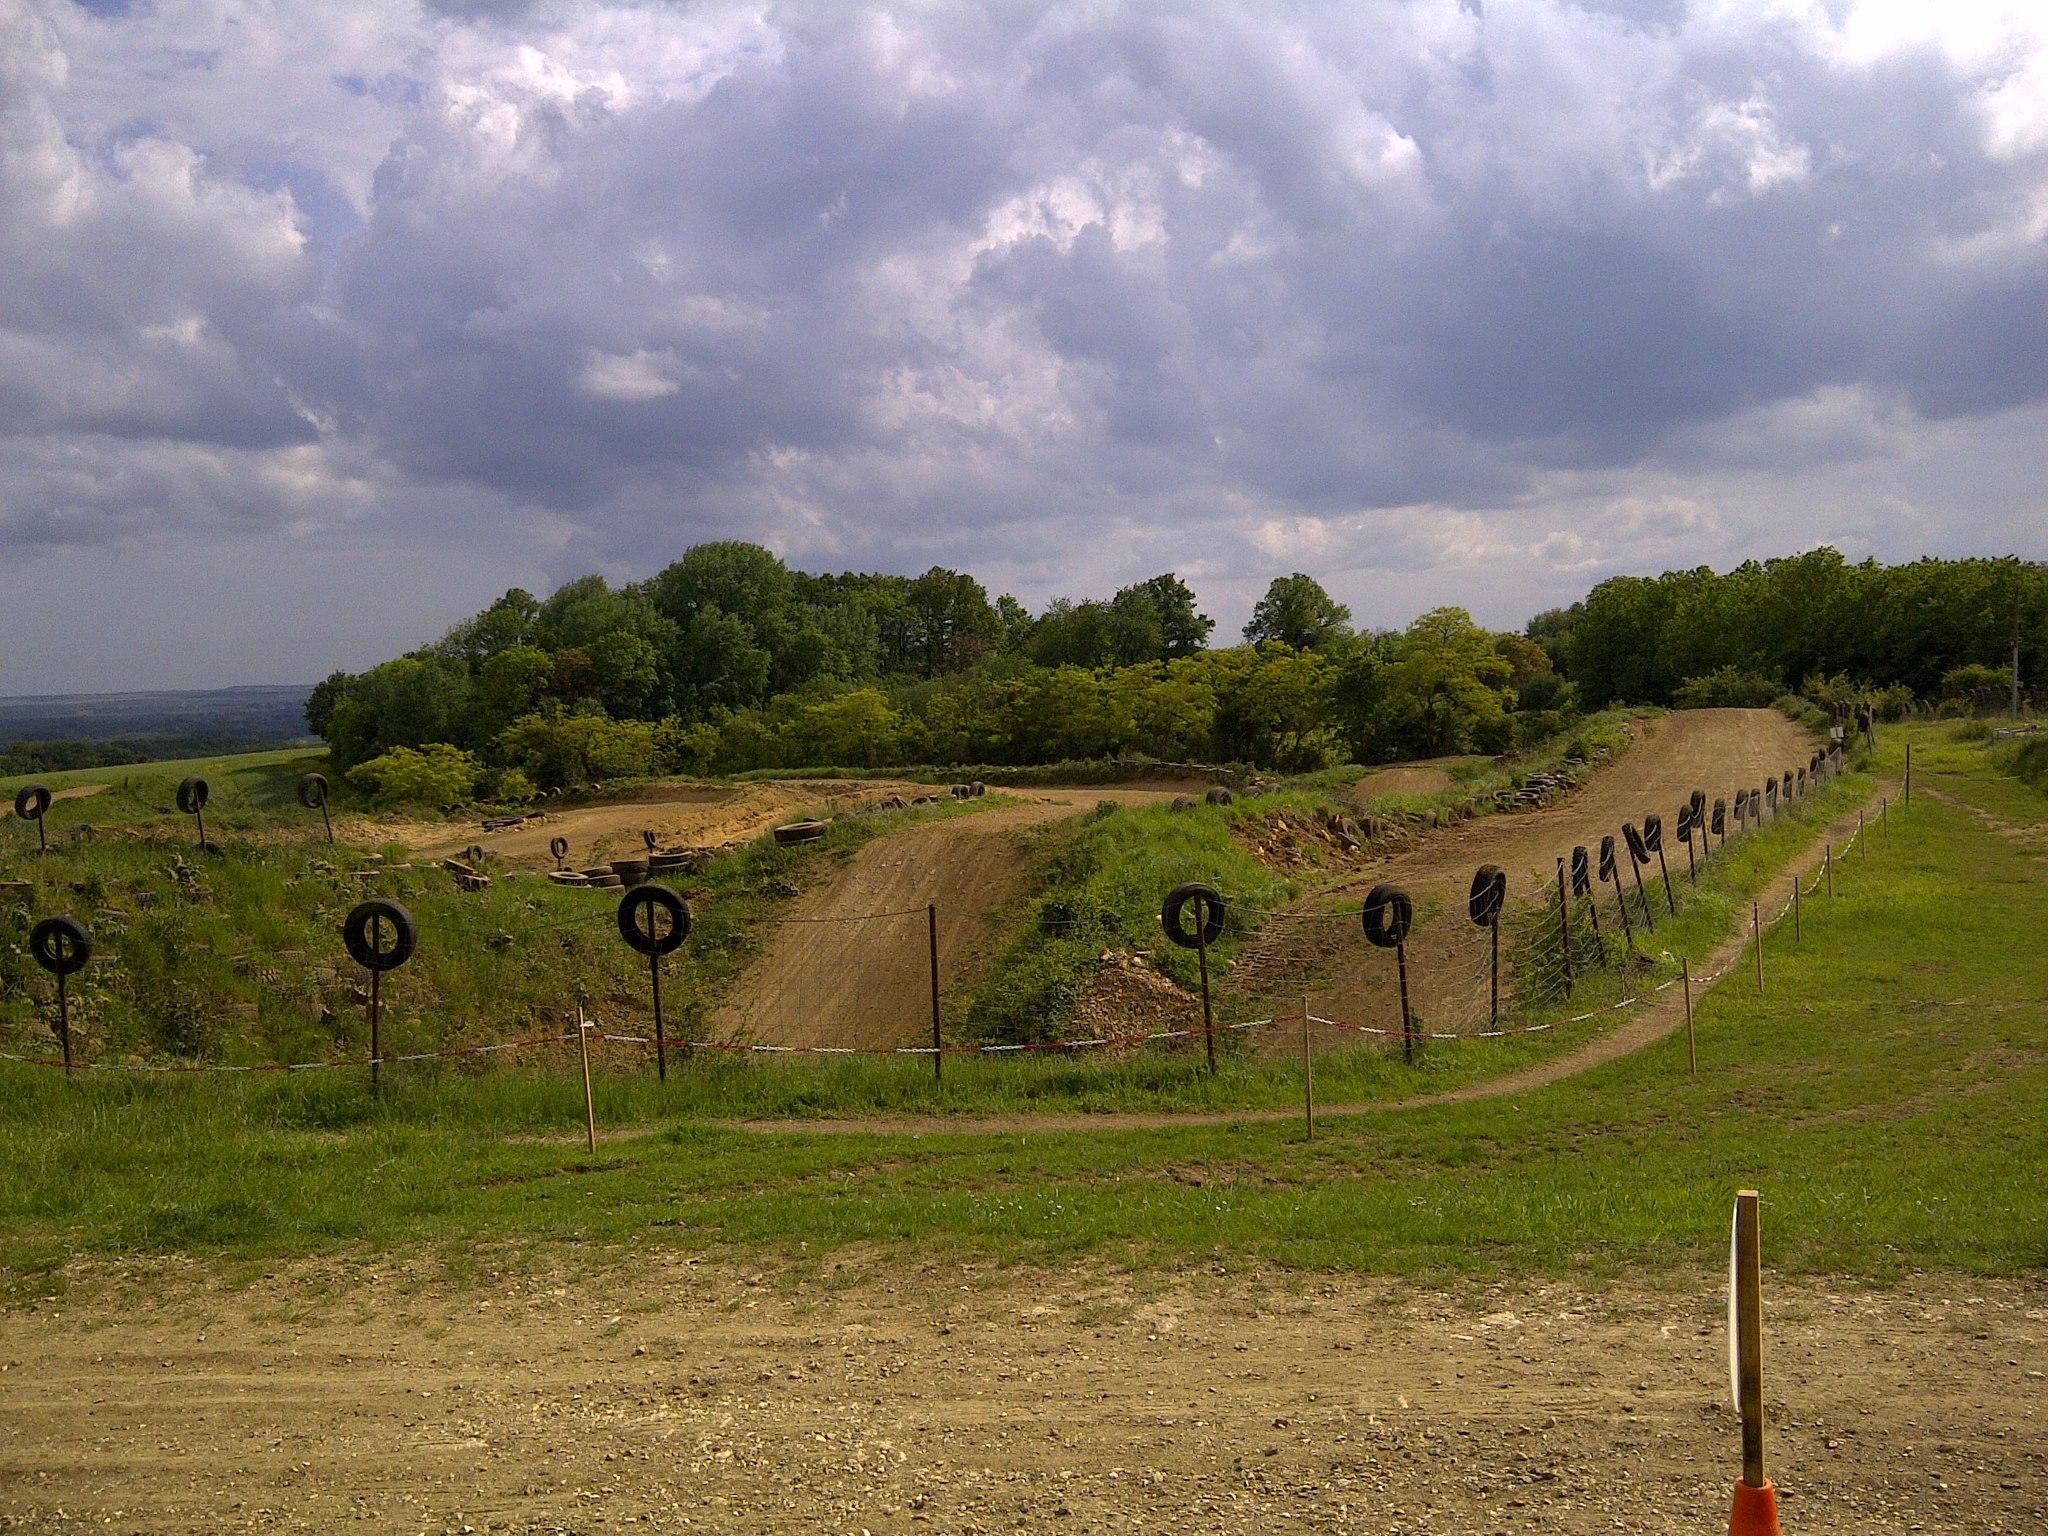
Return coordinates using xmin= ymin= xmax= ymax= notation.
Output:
xmin=1 ymin=0 xmax=2044 ymax=689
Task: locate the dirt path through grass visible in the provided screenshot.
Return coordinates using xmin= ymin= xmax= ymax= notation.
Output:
xmin=2 ymin=1257 xmax=2035 ymax=1534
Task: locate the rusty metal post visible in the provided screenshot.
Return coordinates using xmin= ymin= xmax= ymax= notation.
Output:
xmin=368 ymin=963 xmax=382 ymax=1094
xmin=1555 ymin=857 xmax=1574 ymax=996
xmin=1734 ymin=1191 xmax=1767 ymax=1489
xmin=576 ymin=1004 xmax=598 ymax=1153
xmin=1752 ymin=902 xmax=1764 ymax=995
xmin=56 ymin=971 xmax=72 ymax=1078
xmin=1195 ymin=923 xmax=1217 ymax=1073
xmin=1609 ymin=867 xmax=1636 ymax=953
xmin=1681 ymin=959 xmax=1696 ymax=1076
xmin=928 ymin=901 xmax=942 ymax=1084
xmin=1655 ymin=845 xmax=1676 ymax=915
xmin=1489 ymin=913 xmax=1500 ymax=1030
xmin=1630 ymin=851 xmax=1656 ymax=933
xmin=1395 ymin=939 xmax=1414 ymax=1065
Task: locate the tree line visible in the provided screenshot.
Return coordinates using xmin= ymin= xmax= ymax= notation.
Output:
xmin=309 ymin=541 xmax=2042 ymax=804
xmin=309 ymin=544 xmax=1560 ymax=802
xmin=1533 ymin=548 xmax=2046 ymax=711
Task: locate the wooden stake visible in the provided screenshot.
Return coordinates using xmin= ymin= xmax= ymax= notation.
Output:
xmin=576 ymin=1003 xmax=598 ymax=1153
xmin=1733 ymin=1190 xmax=1767 ymax=1488
xmin=1300 ymin=994 xmax=1314 ymax=1141
xmin=1681 ymin=960 xmax=1696 ymax=1076
xmin=928 ymin=902 xmax=943 ymax=1084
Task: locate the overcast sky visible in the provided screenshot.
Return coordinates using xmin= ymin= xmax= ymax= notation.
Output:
xmin=2 ymin=0 xmax=2044 ymax=693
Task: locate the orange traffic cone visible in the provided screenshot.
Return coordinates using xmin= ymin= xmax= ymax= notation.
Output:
xmin=1728 ymin=1477 xmax=1782 ymax=1535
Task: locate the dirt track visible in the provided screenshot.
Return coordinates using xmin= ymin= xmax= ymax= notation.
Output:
xmin=2 ymin=1259 xmax=2039 ymax=1534
xmin=718 ymin=786 xmax=1197 ymax=1048
xmin=1238 ymin=708 xmax=1817 ymax=1038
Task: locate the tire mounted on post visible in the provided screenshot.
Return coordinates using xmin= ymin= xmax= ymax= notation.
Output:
xmin=617 ymin=883 xmax=690 ymax=956
xmin=1160 ymin=882 xmax=1226 ymax=948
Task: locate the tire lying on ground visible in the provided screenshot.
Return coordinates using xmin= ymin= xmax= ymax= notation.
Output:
xmin=1203 ymin=786 xmax=1233 ymax=805
xmin=773 ymin=819 xmax=828 ymax=846
xmin=1170 ymin=795 xmax=1197 ymax=812
xmin=970 ymin=781 xmax=987 ymax=798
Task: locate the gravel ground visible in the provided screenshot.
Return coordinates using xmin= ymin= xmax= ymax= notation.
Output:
xmin=3 ymin=1256 xmax=2042 ymax=1533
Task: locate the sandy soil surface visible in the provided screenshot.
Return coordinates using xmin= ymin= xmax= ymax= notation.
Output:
xmin=2 ymin=1259 xmax=2039 ymax=1534
xmin=386 ymin=779 xmax=933 ymax=870
xmin=1349 ymin=762 xmax=1457 ymax=799
xmin=719 ymin=786 xmax=1199 ymax=1048
xmin=48 ymin=783 xmax=109 ymax=804
xmin=1235 ymin=708 xmax=1818 ymax=1042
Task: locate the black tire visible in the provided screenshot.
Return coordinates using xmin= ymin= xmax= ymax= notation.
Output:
xmin=29 ymin=915 xmax=91 ymax=976
xmin=1160 ymin=881 xmax=1226 ymax=949
xmin=14 ymin=783 xmax=52 ymax=821
xmin=1711 ymin=799 xmax=1726 ymax=836
xmin=951 ymin=784 xmax=972 ymax=800
xmin=1467 ymin=864 xmax=1506 ymax=927
xmin=1641 ymin=813 xmax=1663 ymax=853
xmin=1675 ymin=804 xmax=1695 ymax=842
xmin=642 ymin=829 xmax=658 ymax=851
xmin=1569 ymin=846 xmax=1592 ymax=897
xmin=343 ymin=899 xmax=416 ymax=973
xmin=549 ymin=836 xmax=571 ymax=861
xmin=1691 ymin=789 xmax=1707 ymax=819
xmin=464 ymin=844 xmax=485 ymax=864
xmin=1203 ymin=786 xmax=1233 ymax=806
xmin=1362 ymin=883 xmax=1413 ymax=949
xmin=176 ymin=777 xmax=210 ymax=815
xmin=1598 ymin=835 xmax=1617 ymax=882
xmin=773 ymin=820 xmax=828 ymax=846
xmin=1622 ymin=821 xmax=1648 ymax=864
xmin=297 ymin=772 xmax=328 ymax=810
xmin=970 ymin=781 xmax=987 ymax=798
xmin=618 ymin=883 xmax=690 ymax=956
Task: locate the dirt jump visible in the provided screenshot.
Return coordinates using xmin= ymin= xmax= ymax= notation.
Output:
xmin=716 ymin=785 xmax=1200 ymax=1048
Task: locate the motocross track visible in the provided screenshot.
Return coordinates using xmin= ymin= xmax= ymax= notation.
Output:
xmin=716 ymin=785 xmax=1200 ymax=1048
xmin=2 ymin=1258 xmax=2039 ymax=1535
xmin=1232 ymin=707 xmax=1817 ymax=1041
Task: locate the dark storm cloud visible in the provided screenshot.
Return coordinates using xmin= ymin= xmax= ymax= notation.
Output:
xmin=1 ymin=0 xmax=2045 ymax=690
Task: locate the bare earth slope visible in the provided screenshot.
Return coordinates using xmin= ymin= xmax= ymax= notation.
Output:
xmin=1236 ymin=707 xmax=1816 ymax=1033
xmin=717 ymin=787 xmax=1194 ymax=1048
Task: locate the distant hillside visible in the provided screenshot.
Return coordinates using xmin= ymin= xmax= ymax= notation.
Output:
xmin=0 ymin=685 xmax=314 ymax=757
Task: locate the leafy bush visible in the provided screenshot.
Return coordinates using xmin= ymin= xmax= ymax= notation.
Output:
xmin=345 ymin=743 xmax=483 ymax=808
xmin=1673 ymin=666 xmax=1781 ymax=709
xmin=1940 ymin=662 xmax=2011 ymax=709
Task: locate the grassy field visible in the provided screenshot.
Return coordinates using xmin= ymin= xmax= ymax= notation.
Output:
xmin=3 ymin=721 xmax=2039 ymax=1294
xmin=1 ymin=746 xmax=330 ymax=831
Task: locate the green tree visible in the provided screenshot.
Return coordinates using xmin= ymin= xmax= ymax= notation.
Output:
xmin=1125 ymin=573 xmax=1213 ymax=657
xmin=904 ymin=567 xmax=1000 ymax=677
xmin=1384 ymin=607 xmax=1515 ymax=756
xmin=345 ymin=743 xmax=484 ymax=808
xmin=496 ymin=709 xmax=657 ymax=787
xmin=1244 ymin=574 xmax=1351 ymax=650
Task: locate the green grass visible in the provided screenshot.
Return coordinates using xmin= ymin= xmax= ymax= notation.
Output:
xmin=0 ymin=789 xmax=992 ymax=1069
xmin=2 ymin=746 xmax=331 ymax=831
xmin=5 ymin=737 xmax=2039 ymax=1292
